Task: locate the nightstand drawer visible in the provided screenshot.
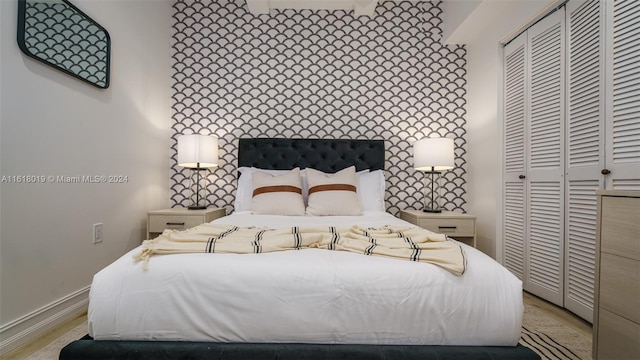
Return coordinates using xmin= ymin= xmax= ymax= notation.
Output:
xmin=147 ymin=208 xmax=226 ymax=240
xmin=399 ymin=209 xmax=477 ymax=248
xmin=418 ymin=218 xmax=475 ymax=237
xmin=148 ymin=215 xmax=205 ymax=233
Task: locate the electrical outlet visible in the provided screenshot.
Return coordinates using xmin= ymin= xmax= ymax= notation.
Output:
xmin=93 ymin=223 xmax=103 ymax=244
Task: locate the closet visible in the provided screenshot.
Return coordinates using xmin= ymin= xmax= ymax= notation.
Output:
xmin=502 ymin=0 xmax=640 ymax=322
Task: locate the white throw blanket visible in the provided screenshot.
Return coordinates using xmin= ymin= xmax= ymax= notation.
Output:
xmin=134 ymin=224 xmax=466 ymax=275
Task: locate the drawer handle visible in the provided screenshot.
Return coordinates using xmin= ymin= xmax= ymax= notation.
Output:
xmin=438 ymin=226 xmax=457 ymax=230
xmin=166 ymin=222 xmax=185 ymax=226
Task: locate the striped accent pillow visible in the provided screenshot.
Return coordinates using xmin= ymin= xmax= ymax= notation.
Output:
xmin=253 ymin=185 xmax=302 ymax=197
xmin=308 ymin=184 xmax=357 ymax=194
xmin=251 ymin=168 xmax=305 ymax=215
xmin=306 ymin=166 xmax=363 ymax=216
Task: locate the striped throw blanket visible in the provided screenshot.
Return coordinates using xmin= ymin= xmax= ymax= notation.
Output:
xmin=134 ymin=224 xmax=467 ymax=275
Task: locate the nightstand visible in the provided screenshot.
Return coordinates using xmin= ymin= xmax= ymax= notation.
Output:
xmin=147 ymin=207 xmax=226 ymax=239
xmin=399 ymin=210 xmax=477 ymax=248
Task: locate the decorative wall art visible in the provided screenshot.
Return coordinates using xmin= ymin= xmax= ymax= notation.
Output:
xmin=17 ymin=0 xmax=111 ymax=88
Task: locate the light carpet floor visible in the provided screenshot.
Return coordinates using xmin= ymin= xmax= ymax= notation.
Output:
xmin=20 ymin=303 xmax=592 ymax=360
xmin=520 ymin=303 xmax=592 ymax=359
xmin=20 ymin=322 xmax=87 ymax=360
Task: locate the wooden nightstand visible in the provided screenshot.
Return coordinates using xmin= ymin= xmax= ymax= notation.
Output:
xmin=399 ymin=210 xmax=477 ymax=248
xmin=147 ymin=207 xmax=226 ymax=239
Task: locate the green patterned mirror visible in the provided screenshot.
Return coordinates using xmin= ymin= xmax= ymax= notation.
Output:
xmin=17 ymin=0 xmax=111 ymax=89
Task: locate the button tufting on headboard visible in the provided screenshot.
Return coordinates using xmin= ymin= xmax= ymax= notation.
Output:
xmin=238 ymin=138 xmax=385 ymax=172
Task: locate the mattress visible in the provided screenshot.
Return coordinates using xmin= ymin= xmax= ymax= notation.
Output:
xmin=88 ymin=211 xmax=523 ymax=346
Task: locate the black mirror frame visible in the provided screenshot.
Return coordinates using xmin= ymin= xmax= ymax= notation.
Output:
xmin=17 ymin=0 xmax=111 ymax=89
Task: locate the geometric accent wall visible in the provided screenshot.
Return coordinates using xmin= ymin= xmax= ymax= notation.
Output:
xmin=170 ymin=0 xmax=467 ymax=216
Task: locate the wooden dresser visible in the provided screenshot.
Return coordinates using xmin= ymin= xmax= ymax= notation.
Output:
xmin=593 ymin=190 xmax=640 ymax=360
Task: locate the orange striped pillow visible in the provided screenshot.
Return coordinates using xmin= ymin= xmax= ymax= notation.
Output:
xmin=251 ymin=168 xmax=305 ymax=215
xmin=306 ymin=166 xmax=363 ymax=216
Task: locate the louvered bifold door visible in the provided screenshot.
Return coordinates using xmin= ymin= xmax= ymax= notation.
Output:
xmin=503 ymin=33 xmax=528 ymax=282
xmin=564 ymin=0 xmax=605 ymax=323
xmin=605 ymin=0 xmax=640 ymax=190
xmin=525 ymin=10 xmax=565 ymax=307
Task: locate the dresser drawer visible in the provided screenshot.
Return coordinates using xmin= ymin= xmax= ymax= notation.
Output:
xmin=597 ymin=308 xmax=640 ymax=360
xmin=600 ymin=252 xmax=640 ymax=324
xmin=418 ymin=218 xmax=475 ymax=237
xmin=148 ymin=215 xmax=206 ymax=233
xmin=601 ymin=196 xmax=640 ymax=261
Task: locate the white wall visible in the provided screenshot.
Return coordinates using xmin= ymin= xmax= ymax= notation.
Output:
xmin=441 ymin=0 xmax=558 ymax=258
xmin=441 ymin=0 xmax=482 ymax=42
xmin=0 ymin=0 xmax=172 ymax=353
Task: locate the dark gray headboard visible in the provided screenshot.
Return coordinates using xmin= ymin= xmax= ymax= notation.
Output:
xmin=238 ymin=138 xmax=385 ymax=173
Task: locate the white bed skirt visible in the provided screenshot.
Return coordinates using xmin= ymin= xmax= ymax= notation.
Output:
xmin=88 ymin=211 xmax=522 ymax=346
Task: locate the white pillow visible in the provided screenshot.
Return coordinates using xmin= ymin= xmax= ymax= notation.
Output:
xmin=306 ymin=166 xmax=363 ymax=216
xmin=235 ymin=167 xmax=375 ymax=212
xmin=251 ymin=168 xmax=306 ymax=215
xmin=359 ymin=169 xmax=386 ymax=211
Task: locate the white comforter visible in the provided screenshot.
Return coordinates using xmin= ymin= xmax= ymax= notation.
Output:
xmin=88 ymin=211 xmax=523 ymax=345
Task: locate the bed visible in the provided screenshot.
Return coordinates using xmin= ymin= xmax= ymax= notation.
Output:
xmin=60 ymin=138 xmax=539 ymax=359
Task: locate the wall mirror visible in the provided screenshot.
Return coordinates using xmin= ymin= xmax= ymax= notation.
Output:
xmin=17 ymin=0 xmax=111 ymax=89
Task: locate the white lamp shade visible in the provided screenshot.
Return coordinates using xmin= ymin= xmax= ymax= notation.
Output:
xmin=413 ymin=137 xmax=455 ymax=171
xmin=177 ymin=134 xmax=218 ymax=168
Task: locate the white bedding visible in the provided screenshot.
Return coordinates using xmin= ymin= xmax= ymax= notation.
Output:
xmin=88 ymin=211 xmax=523 ymax=346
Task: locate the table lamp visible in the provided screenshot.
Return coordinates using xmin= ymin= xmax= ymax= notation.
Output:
xmin=413 ymin=137 xmax=455 ymax=213
xmin=177 ymin=134 xmax=218 ymax=210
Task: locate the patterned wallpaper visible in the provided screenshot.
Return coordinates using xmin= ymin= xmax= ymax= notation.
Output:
xmin=170 ymin=0 xmax=467 ymax=216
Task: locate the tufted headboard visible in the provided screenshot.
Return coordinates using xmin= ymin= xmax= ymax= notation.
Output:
xmin=238 ymin=138 xmax=385 ymax=172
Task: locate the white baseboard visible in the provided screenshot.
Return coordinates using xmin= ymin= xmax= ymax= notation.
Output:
xmin=0 ymin=286 xmax=90 ymax=356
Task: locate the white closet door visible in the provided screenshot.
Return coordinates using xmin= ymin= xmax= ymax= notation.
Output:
xmin=564 ymin=0 xmax=605 ymax=323
xmin=502 ymin=0 xmax=638 ymax=322
xmin=526 ymin=10 xmax=565 ymax=306
xmin=606 ymin=0 xmax=640 ymax=189
xmin=503 ymin=34 xmax=528 ymax=282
